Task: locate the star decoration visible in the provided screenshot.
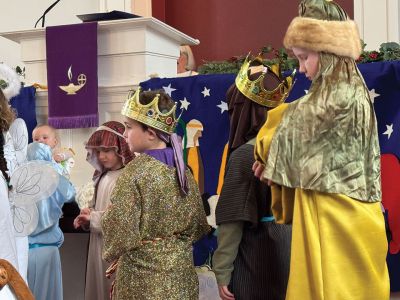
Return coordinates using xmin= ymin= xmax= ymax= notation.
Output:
xmin=217 ymin=101 xmax=228 ymax=114
xmin=180 ymin=97 xmax=191 ymax=110
xmin=383 ymin=124 xmax=394 ymax=139
xmin=162 ymin=84 xmax=176 ymax=96
xmin=369 ymin=89 xmax=380 ymax=104
xmin=201 ymin=87 xmax=211 ymax=97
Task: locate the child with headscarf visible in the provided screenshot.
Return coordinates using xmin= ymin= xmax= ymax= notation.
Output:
xmin=253 ymin=0 xmax=390 ymax=299
xmin=73 ymin=121 xmax=134 ymax=300
xmin=101 ymin=88 xmax=209 ymax=299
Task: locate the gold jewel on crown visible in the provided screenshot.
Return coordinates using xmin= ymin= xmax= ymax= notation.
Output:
xmin=235 ymin=55 xmax=295 ymax=108
xmin=121 ymin=87 xmax=178 ymax=134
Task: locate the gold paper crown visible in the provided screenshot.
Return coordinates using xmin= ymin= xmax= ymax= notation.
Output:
xmin=235 ymin=56 xmax=295 ymax=107
xmin=121 ymin=88 xmax=178 ymax=134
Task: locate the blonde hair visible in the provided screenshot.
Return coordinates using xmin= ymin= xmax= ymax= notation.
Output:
xmin=180 ymin=45 xmax=196 ymax=71
xmin=34 ymin=124 xmax=57 ymax=134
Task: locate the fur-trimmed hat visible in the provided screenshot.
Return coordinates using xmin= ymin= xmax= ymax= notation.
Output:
xmin=283 ymin=0 xmax=362 ymax=60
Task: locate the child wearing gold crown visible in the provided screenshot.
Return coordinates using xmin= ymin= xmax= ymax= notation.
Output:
xmin=101 ymin=88 xmax=209 ymax=299
xmin=213 ymin=58 xmax=293 ymax=300
xmin=253 ymin=0 xmax=389 ymax=299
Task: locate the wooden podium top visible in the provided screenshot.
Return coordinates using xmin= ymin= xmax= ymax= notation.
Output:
xmin=0 ymin=17 xmax=200 ymax=46
xmin=0 ymin=17 xmax=199 ymax=85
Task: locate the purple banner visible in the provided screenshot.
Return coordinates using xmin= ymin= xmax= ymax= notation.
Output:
xmin=46 ymin=22 xmax=98 ymax=129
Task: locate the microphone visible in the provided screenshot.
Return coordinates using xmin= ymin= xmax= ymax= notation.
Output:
xmin=34 ymin=0 xmax=62 ymax=28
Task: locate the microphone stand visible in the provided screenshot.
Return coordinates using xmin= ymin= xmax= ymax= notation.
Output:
xmin=34 ymin=0 xmax=62 ymax=28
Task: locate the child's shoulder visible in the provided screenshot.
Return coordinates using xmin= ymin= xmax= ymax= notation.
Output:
xmin=121 ymin=154 xmax=155 ymax=176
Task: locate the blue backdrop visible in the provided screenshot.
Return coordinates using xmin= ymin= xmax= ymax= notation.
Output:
xmin=141 ymin=60 xmax=400 ymax=290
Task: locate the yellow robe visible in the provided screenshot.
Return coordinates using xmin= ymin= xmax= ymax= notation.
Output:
xmin=256 ymin=104 xmax=390 ymax=300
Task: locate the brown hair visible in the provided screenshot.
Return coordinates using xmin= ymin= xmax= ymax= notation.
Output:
xmin=0 ymin=89 xmax=15 ymax=189
xmin=0 ymin=89 xmax=15 ymax=132
xmin=137 ymin=90 xmax=175 ymax=131
xmin=139 ymin=90 xmax=174 ymax=111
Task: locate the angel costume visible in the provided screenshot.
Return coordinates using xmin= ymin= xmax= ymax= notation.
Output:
xmin=4 ymin=119 xmax=29 ymax=282
xmin=0 ymin=118 xmax=29 ymax=299
xmin=0 ymin=158 xmax=18 ymax=300
xmin=255 ymin=1 xmax=390 ymax=299
xmin=26 ymin=142 xmax=76 ymax=300
xmin=83 ymin=121 xmax=134 ymax=300
xmin=0 ymin=66 xmax=30 ymax=299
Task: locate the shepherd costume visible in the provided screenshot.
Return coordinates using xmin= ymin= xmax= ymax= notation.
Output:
xmin=83 ymin=121 xmax=134 ymax=300
xmin=213 ymin=59 xmax=293 ymax=300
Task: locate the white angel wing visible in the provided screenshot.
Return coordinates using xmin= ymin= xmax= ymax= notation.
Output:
xmin=3 ymin=118 xmax=28 ymax=175
xmin=9 ymin=162 xmax=59 ymax=236
xmin=10 ymin=161 xmax=59 ymax=205
xmin=8 ymin=118 xmax=28 ymax=166
xmin=10 ymin=203 xmax=38 ymax=237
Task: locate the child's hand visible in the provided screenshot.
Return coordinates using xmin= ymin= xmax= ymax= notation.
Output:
xmin=252 ymin=161 xmax=265 ymax=179
xmin=53 ymin=153 xmax=64 ymax=163
xmin=218 ymin=285 xmax=235 ymax=300
xmin=252 ymin=161 xmax=273 ymax=185
xmin=73 ymin=216 xmax=81 ymax=229
xmin=73 ymin=214 xmax=90 ymax=229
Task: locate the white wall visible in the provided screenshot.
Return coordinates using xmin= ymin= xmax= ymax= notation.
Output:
xmin=354 ymin=0 xmax=400 ymax=50
xmin=0 ymin=0 xmax=133 ymax=68
xmin=100 ymin=0 xmax=132 ymax=12
xmin=0 ymin=2 xmax=131 ymax=299
xmin=131 ymin=0 xmax=152 ymax=17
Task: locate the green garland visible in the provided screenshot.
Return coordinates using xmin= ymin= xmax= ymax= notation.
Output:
xmin=357 ymin=42 xmax=400 ymax=63
xmin=198 ymin=42 xmax=400 ymax=75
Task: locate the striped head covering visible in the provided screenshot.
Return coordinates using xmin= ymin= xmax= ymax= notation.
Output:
xmin=86 ymin=121 xmax=134 ymax=179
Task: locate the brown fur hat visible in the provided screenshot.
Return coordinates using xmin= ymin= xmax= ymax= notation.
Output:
xmin=284 ymin=0 xmax=362 ymax=60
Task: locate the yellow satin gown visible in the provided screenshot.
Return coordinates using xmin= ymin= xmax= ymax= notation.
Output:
xmin=256 ymin=104 xmax=390 ymax=300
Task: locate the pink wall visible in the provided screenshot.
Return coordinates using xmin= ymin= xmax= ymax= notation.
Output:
xmin=153 ymin=1 xmax=354 ymax=66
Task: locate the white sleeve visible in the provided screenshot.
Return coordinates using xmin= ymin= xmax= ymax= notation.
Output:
xmin=3 ymin=131 xmax=17 ymax=175
xmin=89 ymin=210 xmax=105 ymax=234
xmin=0 ymin=176 xmax=19 ymax=271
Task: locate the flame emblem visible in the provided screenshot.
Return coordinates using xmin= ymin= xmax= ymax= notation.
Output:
xmin=58 ymin=65 xmax=87 ymax=95
xmin=68 ymin=66 xmax=73 ymax=81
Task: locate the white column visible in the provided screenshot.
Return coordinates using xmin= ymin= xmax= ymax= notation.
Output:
xmin=354 ymin=0 xmax=400 ymax=50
